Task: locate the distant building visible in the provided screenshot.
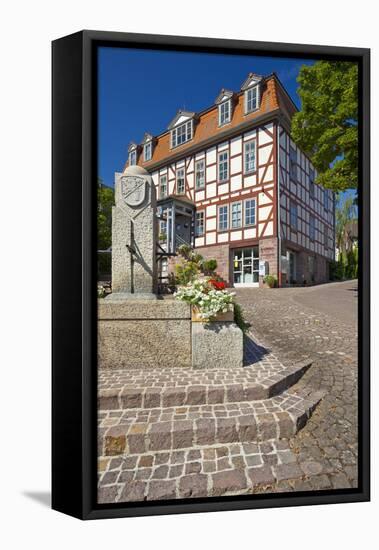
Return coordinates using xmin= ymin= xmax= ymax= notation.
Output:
xmin=123 ymin=72 xmax=335 ymax=287
xmin=336 ymin=220 xmax=358 ymax=260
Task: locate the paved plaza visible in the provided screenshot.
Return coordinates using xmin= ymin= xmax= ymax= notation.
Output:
xmin=98 ymin=280 xmax=358 ymax=502
xmin=236 ymin=279 xmax=358 ymax=492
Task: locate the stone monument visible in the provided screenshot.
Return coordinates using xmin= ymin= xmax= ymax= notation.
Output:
xmin=98 ymin=164 xmax=192 ymax=369
xmin=98 ymin=164 xmax=242 ymax=371
xmin=109 ymin=165 xmax=157 ymax=299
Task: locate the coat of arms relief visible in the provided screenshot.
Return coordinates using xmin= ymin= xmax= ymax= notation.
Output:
xmin=120 ymin=175 xmax=148 ymax=208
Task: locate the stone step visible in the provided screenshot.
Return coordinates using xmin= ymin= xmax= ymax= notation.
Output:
xmin=99 ymin=389 xmax=325 ymax=456
xmin=98 ymin=438 xmax=305 ymax=503
xmin=98 ymin=360 xmax=312 ymax=411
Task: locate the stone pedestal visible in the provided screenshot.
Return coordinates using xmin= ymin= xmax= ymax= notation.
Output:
xmin=110 ymin=165 xmax=157 ymax=297
xmin=191 ymin=322 xmax=243 ymax=369
xmin=98 ymin=299 xmax=191 ymax=370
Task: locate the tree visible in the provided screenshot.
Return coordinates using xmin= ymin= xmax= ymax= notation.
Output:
xmin=335 ymin=195 xmax=358 ymax=254
xmin=97 ymin=178 xmax=114 ymax=249
xmin=291 ymin=61 xmax=358 ymax=192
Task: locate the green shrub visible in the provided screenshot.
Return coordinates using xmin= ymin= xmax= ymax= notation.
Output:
xmin=174 ymin=259 xmax=200 ymax=285
xmin=201 ymin=259 xmax=218 ymax=274
xmin=177 ymin=243 xmax=193 ymax=261
xmin=330 ymin=260 xmax=344 ymax=280
xmin=98 ymin=252 xmax=111 ymax=276
xmin=173 ymin=245 xmax=220 ymax=286
xmin=330 ymin=247 xmax=358 ymax=281
xmin=233 ymin=302 xmax=250 ymax=333
xmin=263 ymin=274 xmax=277 ymax=288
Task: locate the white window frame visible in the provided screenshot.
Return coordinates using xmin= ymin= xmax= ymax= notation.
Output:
xmin=218 ymin=150 xmax=229 ymax=182
xmin=171 ymin=120 xmax=193 ymax=148
xmin=159 ymin=219 xmax=167 ymax=237
xmin=218 ymin=204 xmax=229 ymax=231
xmin=195 ymin=211 xmax=205 ymax=237
xmin=231 ymin=201 xmax=242 ymax=229
xmin=244 ymin=140 xmax=256 ymax=174
xmin=244 ymin=198 xmax=256 ymax=226
xmin=290 ymin=202 xmax=298 ymax=230
xmin=218 ymin=100 xmax=231 ymax=126
xmin=160 ymin=257 xmax=168 ymax=275
xmin=176 ymin=167 xmax=185 ymax=195
xmin=195 ymin=159 xmax=205 ymax=189
xmin=245 ymin=85 xmax=259 ymax=113
xmin=159 ymin=174 xmax=167 ymax=199
xmin=144 ymin=142 xmax=152 ymax=162
xmin=129 ymin=149 xmax=137 ymax=166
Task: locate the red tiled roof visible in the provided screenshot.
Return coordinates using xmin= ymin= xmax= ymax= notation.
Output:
xmin=126 ymin=74 xmax=296 ymax=170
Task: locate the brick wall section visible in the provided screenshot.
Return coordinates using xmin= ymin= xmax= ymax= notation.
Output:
xmin=195 ymin=244 xmax=231 ymax=285
xmin=315 ymin=255 xmax=328 ymax=283
xmin=259 ymin=237 xmax=279 ymax=287
xmin=282 ymin=248 xmax=329 ymax=286
xmin=165 ymin=237 xmax=328 ymax=289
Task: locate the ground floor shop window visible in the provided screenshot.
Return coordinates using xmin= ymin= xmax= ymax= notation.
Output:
xmin=287 ymin=250 xmax=297 ymax=284
xmin=233 ymin=246 xmax=259 ymax=286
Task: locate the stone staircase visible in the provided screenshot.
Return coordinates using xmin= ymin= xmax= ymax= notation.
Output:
xmin=97 ymin=335 xmax=325 ymax=503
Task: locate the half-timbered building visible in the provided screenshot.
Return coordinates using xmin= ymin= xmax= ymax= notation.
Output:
xmin=122 ymin=72 xmax=335 ymax=287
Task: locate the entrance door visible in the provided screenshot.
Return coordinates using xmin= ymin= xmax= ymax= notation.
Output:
xmin=233 ymin=247 xmax=259 ymax=287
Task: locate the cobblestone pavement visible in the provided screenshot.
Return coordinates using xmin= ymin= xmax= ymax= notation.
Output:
xmin=97 ymin=331 xmax=323 ymax=502
xmin=97 ymin=280 xmax=358 ymax=502
xmin=235 ymin=280 xmax=358 ymax=491
xmin=98 ymin=439 xmax=308 ymax=503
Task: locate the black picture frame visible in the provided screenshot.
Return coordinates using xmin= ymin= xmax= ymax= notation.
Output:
xmin=52 ymin=30 xmax=370 ymax=520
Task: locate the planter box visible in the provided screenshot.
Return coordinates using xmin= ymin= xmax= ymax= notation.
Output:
xmin=191 ymin=320 xmax=243 ymax=369
xmin=191 ymin=305 xmax=234 ymax=323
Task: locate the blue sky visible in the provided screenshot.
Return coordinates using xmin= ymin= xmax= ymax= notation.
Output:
xmin=98 ymin=47 xmax=314 ymax=187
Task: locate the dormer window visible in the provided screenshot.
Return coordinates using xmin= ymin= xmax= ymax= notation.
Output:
xmin=215 ymin=89 xmax=234 ymax=127
xmin=219 ymin=100 xmax=231 ymax=126
xmin=245 ymin=86 xmax=259 ymax=113
xmin=168 ymin=111 xmax=196 ymax=149
xmin=142 ymin=132 xmax=154 ymax=162
xmin=129 ymin=149 xmax=137 ymax=166
xmin=171 ymin=120 xmax=193 ymax=148
xmin=128 ymin=142 xmax=138 ymax=166
xmin=144 ymin=141 xmax=152 ymax=162
xmin=241 ymin=72 xmax=263 ymax=114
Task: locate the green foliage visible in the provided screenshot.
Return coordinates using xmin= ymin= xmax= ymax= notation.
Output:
xmin=291 ymin=61 xmax=358 ymax=192
xmin=98 ymin=252 xmax=111 ymax=276
xmin=345 ymin=248 xmax=358 ymax=279
xmin=263 ymin=275 xmax=277 ymax=288
xmin=174 ymin=245 xmax=220 ymax=286
xmin=175 ymin=259 xmax=200 ymax=285
xmin=330 ymin=248 xmax=358 ymax=281
xmin=97 ymin=285 xmax=106 ymax=299
xmin=233 ymin=302 xmax=250 ymax=333
xmin=201 ymin=259 xmax=218 ymax=275
xmin=177 ymin=243 xmax=193 ymax=261
xmin=329 ymin=260 xmax=344 ymax=281
xmin=336 ymin=195 xmax=358 ymax=252
xmin=98 ymin=179 xmax=114 ymax=250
